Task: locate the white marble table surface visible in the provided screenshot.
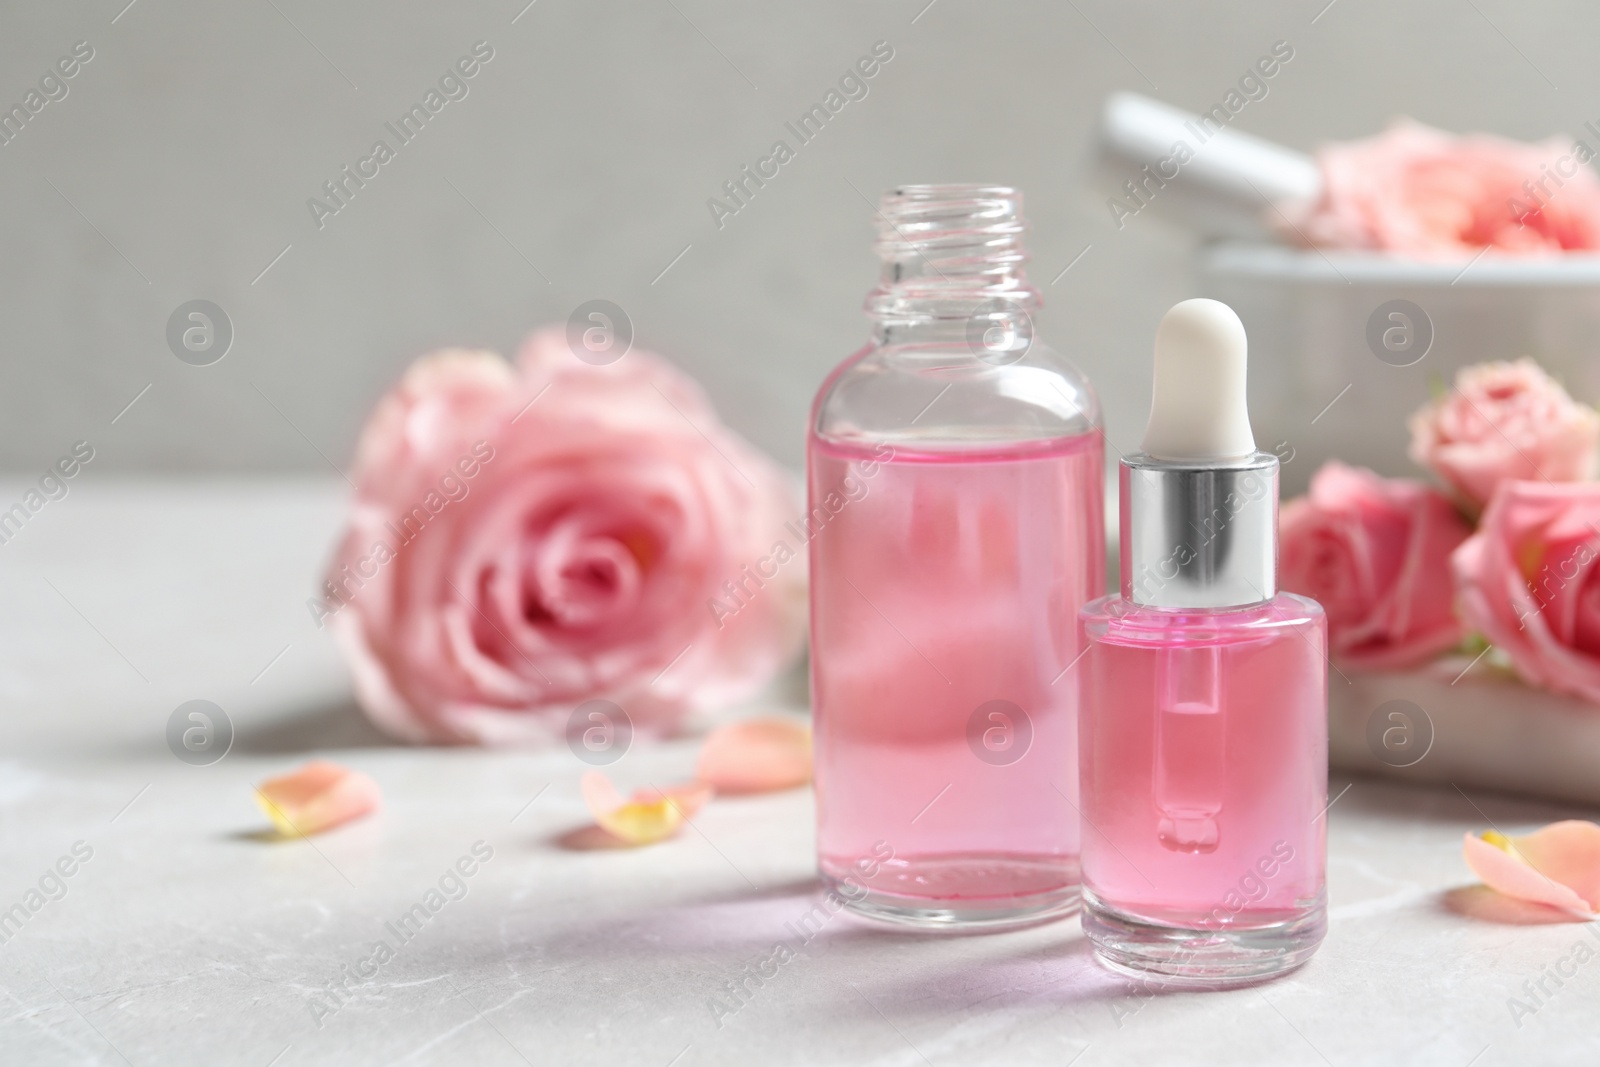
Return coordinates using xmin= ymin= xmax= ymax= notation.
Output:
xmin=2 ymin=479 xmax=1598 ymax=1066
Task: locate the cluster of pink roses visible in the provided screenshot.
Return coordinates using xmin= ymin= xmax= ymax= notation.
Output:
xmin=1290 ymin=121 xmax=1600 ymax=258
xmin=1280 ymin=359 xmax=1600 ymax=701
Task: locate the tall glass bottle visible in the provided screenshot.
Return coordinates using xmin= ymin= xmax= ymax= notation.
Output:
xmin=1079 ymin=299 xmax=1327 ymax=983
xmin=808 ymin=185 xmax=1104 ymax=928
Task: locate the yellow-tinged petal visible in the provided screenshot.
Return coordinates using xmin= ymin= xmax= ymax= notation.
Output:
xmin=1462 ymin=820 xmax=1600 ymax=918
xmin=580 ymin=771 xmax=712 ymax=846
xmin=254 ymin=760 xmax=380 ymax=837
xmin=597 ymin=797 xmax=685 ymax=843
xmin=1505 ymin=820 xmax=1600 ymax=910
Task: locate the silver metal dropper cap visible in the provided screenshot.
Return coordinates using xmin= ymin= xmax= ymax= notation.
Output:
xmin=1122 ymin=299 xmax=1277 ymax=609
xmin=1121 ymin=452 xmax=1278 ymax=608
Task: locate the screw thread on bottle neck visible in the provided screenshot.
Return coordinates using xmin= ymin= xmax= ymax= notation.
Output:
xmin=868 ymin=185 xmax=1039 ymax=331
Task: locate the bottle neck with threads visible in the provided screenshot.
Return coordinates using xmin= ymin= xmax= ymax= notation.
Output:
xmin=814 ymin=183 xmax=1097 ymax=448
xmin=866 ymin=185 xmax=1039 ymax=352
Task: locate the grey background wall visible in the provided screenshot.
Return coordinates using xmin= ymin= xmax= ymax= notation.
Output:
xmin=0 ymin=0 xmax=1590 ymax=474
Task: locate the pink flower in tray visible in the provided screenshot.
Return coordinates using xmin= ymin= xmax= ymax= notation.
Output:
xmin=1280 ymin=462 xmax=1471 ymax=669
xmin=1453 ymin=480 xmax=1600 ymax=705
xmin=1291 ymin=120 xmax=1600 ymax=258
xmin=1409 ymin=359 xmax=1598 ymax=512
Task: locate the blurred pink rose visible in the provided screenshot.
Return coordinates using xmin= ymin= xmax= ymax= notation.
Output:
xmin=320 ymin=329 xmax=806 ymax=744
xmin=1408 ymin=358 xmax=1599 ymax=511
xmin=1280 ymin=462 xmax=1472 ymax=669
xmin=1291 ymin=121 xmax=1600 ymax=257
xmin=1454 ymin=482 xmax=1600 ymax=704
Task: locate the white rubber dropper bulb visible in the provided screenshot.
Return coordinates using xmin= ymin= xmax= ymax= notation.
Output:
xmin=1140 ymin=298 xmax=1256 ymax=462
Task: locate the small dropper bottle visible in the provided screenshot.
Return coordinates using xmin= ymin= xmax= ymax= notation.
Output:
xmin=1078 ymin=298 xmax=1328 ymax=984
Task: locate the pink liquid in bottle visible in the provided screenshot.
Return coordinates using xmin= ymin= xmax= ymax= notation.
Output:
xmin=1078 ymin=596 xmax=1328 ymax=978
xmin=809 ymin=432 xmax=1103 ymax=926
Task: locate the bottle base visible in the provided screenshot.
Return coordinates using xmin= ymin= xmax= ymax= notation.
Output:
xmin=1082 ymin=889 xmax=1326 ymax=987
xmin=822 ymin=854 xmax=1081 ymax=931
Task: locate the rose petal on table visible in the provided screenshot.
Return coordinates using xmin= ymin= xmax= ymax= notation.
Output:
xmin=255 ymin=760 xmax=380 ymax=837
xmin=1442 ymin=884 xmax=1592 ymax=926
xmin=695 ymin=717 xmax=812 ymax=794
xmin=581 ymin=771 xmax=712 ymax=845
xmin=633 ymin=781 xmax=714 ymax=819
xmin=1500 ymin=820 xmax=1600 ymax=911
xmin=1463 ymin=827 xmax=1596 ymax=917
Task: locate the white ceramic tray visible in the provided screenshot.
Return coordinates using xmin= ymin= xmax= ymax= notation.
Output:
xmin=1329 ymin=654 xmax=1600 ymax=805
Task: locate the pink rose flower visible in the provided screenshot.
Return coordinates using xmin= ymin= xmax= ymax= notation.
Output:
xmin=1291 ymin=120 xmax=1600 ymax=258
xmin=1453 ymin=481 xmax=1600 ymax=704
xmin=321 ymin=329 xmax=806 ymax=744
xmin=1408 ymin=358 xmax=1599 ymax=511
xmin=1279 ymin=462 xmax=1472 ymax=669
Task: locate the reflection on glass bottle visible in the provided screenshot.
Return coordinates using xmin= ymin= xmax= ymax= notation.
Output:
xmin=809 ymin=185 xmax=1105 ymax=929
